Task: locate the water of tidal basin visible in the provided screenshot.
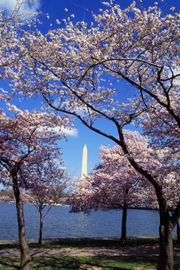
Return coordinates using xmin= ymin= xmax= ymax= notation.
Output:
xmin=0 ymin=203 xmax=177 ymax=240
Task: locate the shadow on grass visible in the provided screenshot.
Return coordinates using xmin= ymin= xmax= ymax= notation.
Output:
xmin=0 ymin=244 xmax=20 ymax=251
xmin=0 ymin=238 xmax=158 ymax=251
xmin=0 ymin=256 xmax=131 ymax=270
xmin=0 ymin=256 xmax=158 ymax=270
xmin=0 ymin=256 xmax=179 ymax=270
xmin=29 ymin=237 xmax=180 ymax=249
xmin=0 ymin=256 xmax=152 ymax=270
xmin=0 ymin=257 xmax=20 ymax=269
xmin=31 ymin=237 xmax=160 ymax=249
xmin=0 ymin=238 xmax=179 ymax=250
xmin=31 ymin=256 xmax=133 ymax=270
xmin=32 ymin=256 xmax=84 ymax=270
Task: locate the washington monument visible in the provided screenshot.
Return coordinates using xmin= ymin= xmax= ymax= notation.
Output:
xmin=81 ymin=144 xmax=87 ymax=180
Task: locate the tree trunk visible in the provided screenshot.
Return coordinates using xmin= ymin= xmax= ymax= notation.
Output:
xmin=177 ymin=219 xmax=180 ymax=244
xmin=121 ymin=206 xmax=127 ymax=242
xmin=12 ymin=176 xmax=31 ymax=270
xmin=158 ymin=213 xmax=174 ymax=270
xmin=39 ymin=207 xmax=43 ymax=245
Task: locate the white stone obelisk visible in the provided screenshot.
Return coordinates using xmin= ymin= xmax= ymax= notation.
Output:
xmin=81 ymin=144 xmax=87 ymax=180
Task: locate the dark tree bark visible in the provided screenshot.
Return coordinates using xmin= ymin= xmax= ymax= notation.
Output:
xmin=158 ymin=212 xmax=174 ymax=270
xmin=177 ymin=220 xmax=180 ymax=244
xmin=38 ymin=206 xmax=43 ymax=245
xmin=12 ymin=174 xmax=31 ymax=270
xmin=121 ymin=206 xmax=127 ymax=242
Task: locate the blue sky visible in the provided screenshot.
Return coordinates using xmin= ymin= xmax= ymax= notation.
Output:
xmin=0 ymin=0 xmax=179 ymax=182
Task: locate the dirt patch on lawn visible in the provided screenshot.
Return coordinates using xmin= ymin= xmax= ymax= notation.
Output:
xmin=0 ymin=238 xmax=179 ymax=258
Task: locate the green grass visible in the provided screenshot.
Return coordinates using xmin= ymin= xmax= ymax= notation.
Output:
xmin=33 ymin=237 xmax=161 ymax=249
xmin=0 ymin=238 xmax=179 ymax=269
xmin=0 ymin=256 xmax=180 ymax=270
xmin=0 ymin=237 xmax=179 ymax=250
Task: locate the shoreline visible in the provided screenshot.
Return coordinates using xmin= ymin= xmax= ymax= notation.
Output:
xmin=0 ymin=236 xmax=160 ymax=245
xmin=0 ymin=202 xmax=158 ymax=210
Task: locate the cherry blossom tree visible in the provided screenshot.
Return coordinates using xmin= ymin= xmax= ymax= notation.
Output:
xmin=0 ymin=105 xmax=68 ymax=270
xmin=0 ymin=2 xmax=28 ymax=87
xmin=28 ymin=163 xmax=67 ymax=244
xmin=69 ymin=130 xmax=157 ymax=241
xmin=4 ymin=1 xmax=180 ymax=269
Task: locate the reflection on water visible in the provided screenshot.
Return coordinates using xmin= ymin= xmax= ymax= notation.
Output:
xmin=0 ymin=203 xmax=177 ymax=240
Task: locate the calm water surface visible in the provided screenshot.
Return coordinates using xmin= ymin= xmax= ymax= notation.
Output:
xmin=0 ymin=203 xmax=176 ymax=240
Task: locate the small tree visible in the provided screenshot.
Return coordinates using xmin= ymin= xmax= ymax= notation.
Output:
xmin=69 ymin=130 xmax=157 ymax=241
xmin=29 ymin=163 xmax=66 ymax=244
xmin=0 ymin=105 xmax=68 ymax=270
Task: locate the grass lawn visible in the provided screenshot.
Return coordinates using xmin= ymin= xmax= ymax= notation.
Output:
xmin=0 ymin=238 xmax=179 ymax=269
xmin=0 ymin=237 xmax=179 ymax=250
xmin=0 ymin=256 xmax=180 ymax=270
xmin=0 ymin=256 xmax=159 ymax=270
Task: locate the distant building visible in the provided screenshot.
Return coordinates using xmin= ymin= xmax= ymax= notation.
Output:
xmin=81 ymin=144 xmax=87 ymax=180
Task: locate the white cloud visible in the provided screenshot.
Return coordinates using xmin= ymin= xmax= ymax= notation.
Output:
xmin=46 ymin=126 xmax=78 ymax=137
xmin=0 ymin=0 xmax=40 ymax=14
xmin=61 ymin=126 xmax=78 ymax=137
xmin=38 ymin=125 xmax=78 ymax=138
